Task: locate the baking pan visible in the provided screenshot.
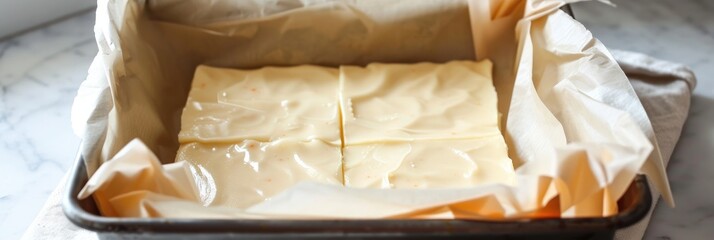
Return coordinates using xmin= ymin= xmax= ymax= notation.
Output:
xmin=63 ymin=4 xmax=654 ymax=239
xmin=63 ymin=149 xmax=652 ymax=240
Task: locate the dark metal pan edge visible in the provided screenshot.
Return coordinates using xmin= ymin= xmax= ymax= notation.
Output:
xmin=63 ymin=150 xmax=652 ymax=236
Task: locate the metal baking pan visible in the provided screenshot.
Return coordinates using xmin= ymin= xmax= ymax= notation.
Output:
xmin=63 ymin=4 xmax=654 ymax=239
xmin=63 ymin=150 xmax=652 ymax=240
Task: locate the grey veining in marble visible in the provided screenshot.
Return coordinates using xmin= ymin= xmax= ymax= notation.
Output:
xmin=575 ymin=0 xmax=714 ymax=239
xmin=0 ymin=12 xmax=96 ymax=240
xmin=0 ymin=0 xmax=713 ymax=239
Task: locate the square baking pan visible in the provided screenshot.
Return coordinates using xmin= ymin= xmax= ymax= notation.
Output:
xmin=62 ymin=4 xmax=654 ymax=240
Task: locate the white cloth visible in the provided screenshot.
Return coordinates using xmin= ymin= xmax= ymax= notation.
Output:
xmin=21 ymin=50 xmax=696 ymax=239
xmin=611 ymin=50 xmax=696 ymax=240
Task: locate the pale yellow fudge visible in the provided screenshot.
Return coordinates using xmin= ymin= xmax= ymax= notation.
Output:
xmin=177 ymin=61 xmax=514 ymax=206
xmin=176 ymin=140 xmax=342 ymax=208
xmin=177 ymin=65 xmax=344 ymax=209
xmin=339 ymin=60 xmax=501 ymax=144
xmin=343 ymin=136 xmax=515 ymax=188
xmin=340 ymin=60 xmax=514 ymax=189
xmin=179 ymin=65 xmax=341 ymax=144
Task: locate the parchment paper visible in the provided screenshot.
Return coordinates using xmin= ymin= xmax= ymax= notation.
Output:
xmin=73 ymin=0 xmax=672 ymax=219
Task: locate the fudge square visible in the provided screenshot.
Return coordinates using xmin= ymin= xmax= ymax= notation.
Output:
xmin=343 ymin=136 xmax=515 ymax=188
xmin=176 ymin=140 xmax=343 ymax=208
xmin=179 ymin=65 xmax=341 ymax=144
xmin=339 ymin=60 xmax=502 ymax=144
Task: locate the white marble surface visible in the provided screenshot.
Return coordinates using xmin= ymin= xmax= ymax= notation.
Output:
xmin=0 ymin=1 xmax=712 ymax=239
xmin=575 ymin=1 xmax=714 ymax=239
xmin=0 ymin=12 xmax=95 ymax=240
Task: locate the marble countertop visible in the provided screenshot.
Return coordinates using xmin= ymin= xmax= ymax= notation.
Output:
xmin=1 ymin=1 xmax=712 ymax=239
xmin=576 ymin=1 xmax=714 ymax=239
xmin=0 ymin=12 xmax=96 ymax=239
